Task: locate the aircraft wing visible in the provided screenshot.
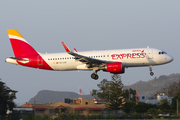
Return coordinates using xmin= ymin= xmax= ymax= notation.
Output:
xmin=62 ymin=42 xmax=108 ymax=67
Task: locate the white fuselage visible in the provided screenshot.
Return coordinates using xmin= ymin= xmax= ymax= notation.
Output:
xmin=40 ymin=48 xmax=173 ymax=71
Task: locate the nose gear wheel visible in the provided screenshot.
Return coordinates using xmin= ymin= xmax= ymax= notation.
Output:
xmin=150 ymin=72 xmax=154 ymax=76
xmin=149 ymin=65 xmax=154 ymax=76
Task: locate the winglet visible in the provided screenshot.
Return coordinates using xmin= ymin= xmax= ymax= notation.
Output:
xmin=61 ymin=42 xmax=71 ymax=52
xmin=74 ymin=48 xmax=77 ymax=52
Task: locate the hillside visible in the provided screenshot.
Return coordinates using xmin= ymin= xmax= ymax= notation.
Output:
xmin=28 ymin=90 xmax=94 ymax=104
xmin=28 ymin=73 xmax=180 ymax=104
xmin=124 ymin=73 xmax=180 ymax=97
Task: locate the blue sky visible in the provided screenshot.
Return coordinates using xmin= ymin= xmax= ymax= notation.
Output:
xmin=0 ymin=0 xmax=179 ymax=104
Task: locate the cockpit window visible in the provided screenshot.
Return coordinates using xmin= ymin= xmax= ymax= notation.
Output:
xmin=159 ymin=51 xmax=167 ymax=54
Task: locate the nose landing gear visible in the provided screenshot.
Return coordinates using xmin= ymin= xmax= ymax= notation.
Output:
xmin=149 ymin=65 xmax=154 ymax=76
xmin=150 ymin=72 xmax=154 ymax=76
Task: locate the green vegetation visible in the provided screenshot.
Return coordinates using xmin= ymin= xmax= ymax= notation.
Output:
xmin=4 ymin=74 xmax=180 ymax=119
xmin=123 ymin=88 xmax=136 ymax=102
xmin=158 ymin=98 xmax=170 ymax=110
xmin=122 ymin=100 xmax=135 ymax=113
xmin=147 ymin=108 xmax=162 ymax=119
xmin=89 ymin=74 xmax=180 ymax=119
xmin=91 ymin=74 xmax=124 ymax=110
xmin=3 ymin=112 xmax=180 ymax=120
xmin=133 ymin=102 xmax=150 ymax=113
xmin=0 ymin=80 xmax=17 ymax=116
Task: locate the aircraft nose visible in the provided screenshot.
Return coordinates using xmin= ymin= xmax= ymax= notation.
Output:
xmin=170 ymin=55 xmax=174 ymax=62
xmin=166 ymin=55 xmax=174 ymax=63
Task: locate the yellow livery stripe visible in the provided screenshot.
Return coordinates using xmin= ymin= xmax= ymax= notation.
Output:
xmin=7 ymin=29 xmax=24 ymax=38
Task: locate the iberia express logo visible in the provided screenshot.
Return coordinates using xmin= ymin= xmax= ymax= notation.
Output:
xmin=112 ymin=50 xmax=145 ymax=60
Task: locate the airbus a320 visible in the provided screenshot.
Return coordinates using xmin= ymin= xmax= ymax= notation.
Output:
xmin=5 ymin=29 xmax=173 ymax=80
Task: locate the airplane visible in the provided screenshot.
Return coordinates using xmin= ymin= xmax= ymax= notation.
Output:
xmin=5 ymin=29 xmax=173 ymax=80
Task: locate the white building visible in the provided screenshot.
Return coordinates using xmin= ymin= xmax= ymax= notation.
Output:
xmin=145 ymin=93 xmax=173 ymax=104
xmin=146 ymin=99 xmax=157 ymax=104
xmin=139 ymin=94 xmax=146 ymax=103
xmin=157 ymin=93 xmax=173 ymax=103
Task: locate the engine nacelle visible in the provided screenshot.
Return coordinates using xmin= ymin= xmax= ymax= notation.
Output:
xmin=104 ymin=62 xmax=125 ymax=74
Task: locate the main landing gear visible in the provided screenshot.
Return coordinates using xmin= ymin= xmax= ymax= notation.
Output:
xmin=91 ymin=69 xmax=99 ymax=80
xmin=91 ymin=73 xmax=99 ymax=80
xmin=149 ymin=65 xmax=154 ymax=76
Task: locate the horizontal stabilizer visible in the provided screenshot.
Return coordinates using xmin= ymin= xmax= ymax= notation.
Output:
xmin=8 ymin=57 xmax=29 ymax=61
xmin=5 ymin=57 xmax=29 ymax=65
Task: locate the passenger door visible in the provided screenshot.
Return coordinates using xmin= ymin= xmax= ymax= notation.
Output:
xmin=147 ymin=49 xmax=153 ymax=59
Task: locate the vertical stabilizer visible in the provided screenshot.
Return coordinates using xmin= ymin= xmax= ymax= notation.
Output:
xmin=7 ymin=29 xmax=38 ymax=57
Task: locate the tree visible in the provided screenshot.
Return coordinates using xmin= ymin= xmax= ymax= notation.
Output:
xmin=160 ymin=81 xmax=180 ymax=97
xmin=171 ymin=97 xmax=177 ymax=110
xmin=91 ymin=79 xmax=110 ymax=100
xmin=90 ymin=89 xmax=98 ymax=100
xmin=172 ymin=92 xmax=180 ymax=110
xmin=158 ymin=98 xmax=170 ymax=110
xmin=147 ymin=108 xmax=162 ymax=119
xmin=123 ymin=88 xmax=136 ymax=102
xmin=133 ymin=102 xmax=149 ymax=113
xmin=122 ymin=100 xmax=136 ymax=113
xmin=91 ymin=74 xmax=124 ymax=110
xmin=0 ymin=80 xmax=17 ymax=115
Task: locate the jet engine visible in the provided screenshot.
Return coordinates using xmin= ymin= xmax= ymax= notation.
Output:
xmin=104 ymin=62 xmax=125 ymax=74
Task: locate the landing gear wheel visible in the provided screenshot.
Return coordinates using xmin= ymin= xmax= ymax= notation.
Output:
xmin=91 ymin=73 xmax=99 ymax=80
xmin=94 ymin=74 xmax=99 ymax=80
xmin=150 ymin=72 xmax=154 ymax=76
xmin=149 ymin=65 xmax=154 ymax=76
xmin=91 ymin=73 xmax=96 ymax=79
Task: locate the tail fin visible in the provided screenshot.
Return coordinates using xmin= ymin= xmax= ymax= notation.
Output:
xmin=7 ymin=29 xmax=38 ymax=57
